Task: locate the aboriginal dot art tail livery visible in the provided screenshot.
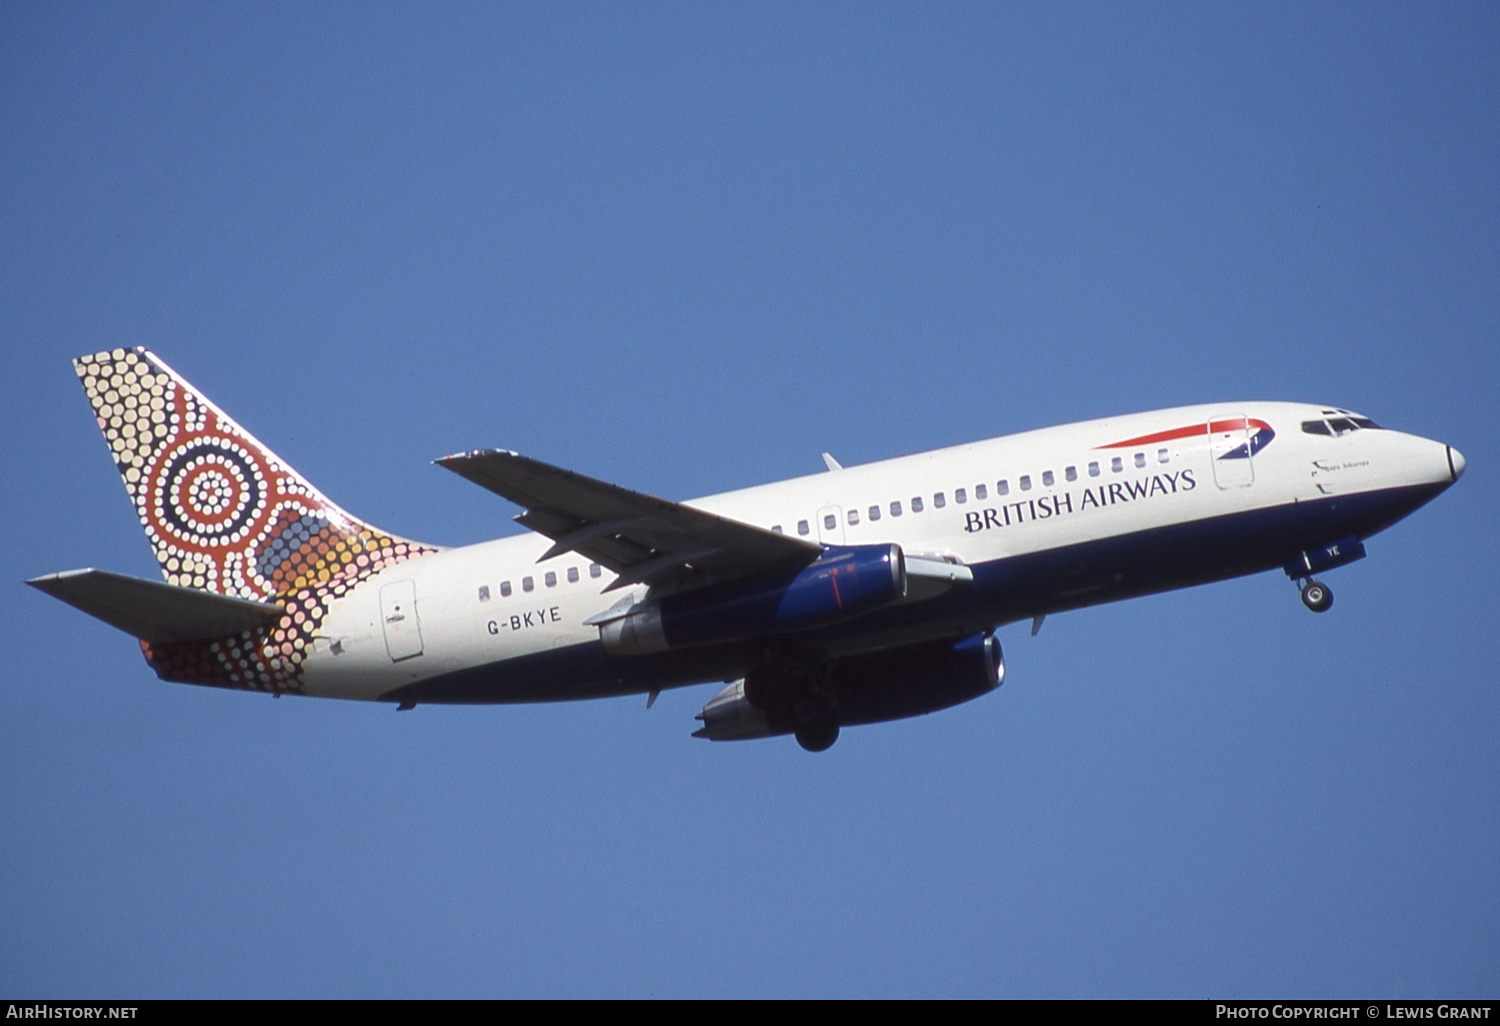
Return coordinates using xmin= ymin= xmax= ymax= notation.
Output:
xmin=32 ymin=348 xmax=1464 ymax=750
xmin=60 ymin=349 xmax=436 ymax=692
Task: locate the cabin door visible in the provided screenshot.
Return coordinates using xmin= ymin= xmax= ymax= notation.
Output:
xmin=816 ymin=505 xmax=846 ymax=545
xmin=379 ymin=580 xmax=425 ymax=661
xmin=1209 ymin=415 xmax=1256 ymax=490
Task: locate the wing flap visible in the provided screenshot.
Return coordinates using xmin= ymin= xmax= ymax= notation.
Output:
xmin=28 ymin=569 xmax=285 ymax=643
xmin=436 ymin=449 xmax=820 ymax=590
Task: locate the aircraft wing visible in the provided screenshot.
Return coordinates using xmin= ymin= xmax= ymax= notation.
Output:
xmin=436 ymin=449 xmax=822 ymax=591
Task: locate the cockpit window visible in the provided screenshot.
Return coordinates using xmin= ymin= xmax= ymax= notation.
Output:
xmin=1302 ymin=415 xmax=1382 ymax=437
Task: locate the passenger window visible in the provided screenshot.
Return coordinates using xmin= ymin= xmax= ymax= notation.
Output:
xmin=955 ymin=488 xmax=967 ymax=504
xmin=933 ymin=493 xmax=946 ymax=508
xmin=1042 ymin=470 xmax=1054 ymax=487
xmin=1088 ymin=461 xmax=1100 ymax=477
xmin=1111 ymin=457 xmax=1123 ymax=473
xmin=911 ymin=496 xmax=924 ymax=513
xmin=1158 ymin=448 xmax=1169 ymax=464
xmin=567 ymin=566 xmax=579 ymax=584
xmin=1020 ymin=475 xmax=1032 ymax=491
xmin=544 ymin=571 xmax=557 ymax=588
xmin=869 ymin=505 xmax=881 ymax=521
xmin=847 ymin=509 xmax=860 ymax=525
xmin=589 ymin=564 xmax=601 ymax=579
xmin=997 ymin=480 xmax=1009 ymax=496
xmin=501 ymin=581 xmax=513 ymax=598
xmin=772 ymin=525 xmax=783 ymax=534
xmin=1065 ymin=466 xmax=1077 ymax=482
xmin=797 ymin=519 xmax=810 ymax=536
xmin=1134 ymin=452 xmax=1146 ymax=468
xmin=478 ymin=585 xmax=490 ymax=602
xmin=522 ymin=576 xmax=534 ymax=593
xmin=890 ymin=500 xmax=902 ymax=517
xmin=824 ymin=514 xmax=837 ymax=531
xmin=975 ymin=484 xmax=987 ymax=500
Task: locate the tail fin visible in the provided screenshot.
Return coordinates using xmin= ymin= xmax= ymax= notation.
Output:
xmin=74 ymin=348 xmax=436 ymax=603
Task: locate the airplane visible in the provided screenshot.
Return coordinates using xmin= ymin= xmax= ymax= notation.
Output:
xmin=29 ymin=348 xmax=1465 ymax=751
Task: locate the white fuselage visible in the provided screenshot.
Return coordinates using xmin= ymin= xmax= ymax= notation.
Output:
xmin=305 ymin=402 xmax=1459 ymax=703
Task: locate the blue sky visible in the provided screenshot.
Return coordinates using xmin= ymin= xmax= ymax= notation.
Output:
xmin=2 ymin=2 xmax=1496 ymax=998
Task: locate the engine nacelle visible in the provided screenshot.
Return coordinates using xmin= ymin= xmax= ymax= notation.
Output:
xmin=597 ymin=544 xmax=906 ymax=655
xmin=694 ymin=632 xmax=1004 ymax=741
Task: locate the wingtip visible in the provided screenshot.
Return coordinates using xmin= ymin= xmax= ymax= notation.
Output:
xmin=434 ymin=448 xmax=522 ymax=467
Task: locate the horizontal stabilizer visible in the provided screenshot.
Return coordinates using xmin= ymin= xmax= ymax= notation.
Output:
xmin=27 ymin=569 xmax=284 ymax=643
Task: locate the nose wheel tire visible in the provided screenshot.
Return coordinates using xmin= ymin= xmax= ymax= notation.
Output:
xmin=1300 ymin=579 xmax=1333 ymax=613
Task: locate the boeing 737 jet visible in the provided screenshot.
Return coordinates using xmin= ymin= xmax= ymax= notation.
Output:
xmin=30 ymin=349 xmax=1464 ymax=750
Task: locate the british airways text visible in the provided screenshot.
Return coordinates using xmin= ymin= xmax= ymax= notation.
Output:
xmin=964 ymin=470 xmax=1197 ymax=533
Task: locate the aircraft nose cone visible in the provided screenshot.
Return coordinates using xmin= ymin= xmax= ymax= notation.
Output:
xmin=1448 ymin=446 xmax=1466 ymax=482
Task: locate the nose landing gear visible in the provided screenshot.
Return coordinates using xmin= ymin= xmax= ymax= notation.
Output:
xmin=1299 ymin=579 xmax=1333 ymax=613
xmin=1285 ymin=536 xmax=1361 ymax=614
